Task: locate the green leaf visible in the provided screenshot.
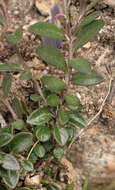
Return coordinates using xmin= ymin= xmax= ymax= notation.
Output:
xmin=0 ymin=133 xmax=13 ymax=148
xmin=10 ymin=132 xmax=33 ymax=154
xmin=71 ymin=70 xmax=104 ymax=86
xmin=65 ymin=95 xmax=82 ymax=111
xmin=0 ymin=64 xmax=24 ymax=72
xmin=0 ymin=154 xmax=5 ymax=164
xmin=58 ymin=109 xmax=69 ymax=125
xmin=0 ymin=125 xmax=13 ymax=134
xmin=68 ymin=57 xmax=91 ymax=74
xmin=33 ymin=125 xmax=45 ymax=136
xmin=2 ymin=154 xmax=20 ymax=170
xmin=86 ymin=0 xmax=99 ymax=12
xmin=29 ymin=22 xmax=65 ymax=40
xmin=46 ymin=94 xmax=60 ymax=107
xmin=6 ymin=28 xmax=23 ymax=44
xmin=49 ymin=185 xmax=57 ymax=190
xmin=34 ymin=144 xmax=45 ymax=158
xmin=42 ymin=141 xmax=53 ymax=152
xmin=53 ymin=126 xmax=69 ymax=146
xmin=38 ymin=46 xmax=67 ymax=72
xmin=29 ymin=152 xmax=38 ymax=163
xmin=30 ymin=94 xmax=42 ymax=102
xmin=41 ymin=75 xmax=66 ymax=94
xmin=0 ymin=166 xmax=8 ymax=177
xmin=53 ymin=147 xmax=64 ymax=159
xmin=0 ymin=184 xmax=8 ymax=190
xmin=2 ymin=170 xmax=19 ymax=188
xmin=83 ymin=176 xmax=89 ymax=190
xmin=0 ymin=13 xmax=5 ymax=25
xmin=65 ymin=125 xmax=77 ymax=142
xmin=12 ymin=96 xmax=24 ymax=118
xmin=11 ymin=119 xmax=25 ymax=130
xmin=78 ymin=11 xmax=101 ymax=29
xmin=36 ymin=126 xmax=51 ymax=142
xmin=69 ymin=111 xmax=87 ymax=128
xmin=42 ymin=88 xmax=51 ymax=98
xmin=2 ymin=74 xmax=12 ymax=97
xmin=21 ymin=160 xmax=33 ymax=172
xmin=75 ymin=20 xmax=104 ymax=50
xmin=27 ymin=107 xmax=52 ymax=125
xmin=19 ymin=72 xmax=32 ymax=80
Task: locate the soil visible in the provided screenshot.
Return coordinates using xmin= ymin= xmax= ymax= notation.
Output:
xmin=0 ymin=0 xmax=115 ymax=190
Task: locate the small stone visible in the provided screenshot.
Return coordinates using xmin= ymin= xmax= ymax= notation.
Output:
xmin=32 ymin=57 xmax=41 ymax=66
xmin=76 ymin=93 xmax=81 ymax=100
xmin=13 ymin=10 xmax=19 ymax=15
xmin=25 ymin=175 xmax=41 ymax=187
xmin=23 ymin=19 xmax=38 ymax=31
xmin=35 ymin=0 xmax=54 ymax=15
xmin=23 ymin=25 xmax=29 ymax=31
xmin=31 ymin=34 xmax=36 ymax=41
xmin=111 ymin=20 xmax=115 ymax=25
xmin=8 ymin=54 xmax=21 ymax=65
xmin=83 ymin=42 xmax=91 ymax=49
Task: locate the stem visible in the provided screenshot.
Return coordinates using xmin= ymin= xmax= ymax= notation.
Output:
xmin=87 ymin=77 xmax=113 ymax=126
xmin=65 ymin=37 xmax=73 ymax=85
xmin=27 ymin=140 xmax=39 ymax=160
xmin=32 ymin=78 xmax=47 ymax=104
xmin=64 ymin=0 xmax=73 ymax=85
xmin=73 ymin=16 xmax=82 ymax=34
xmin=2 ymin=99 xmax=18 ymax=121
xmin=68 ymin=76 xmax=113 ymax=149
xmin=63 ymin=0 xmax=67 ymax=17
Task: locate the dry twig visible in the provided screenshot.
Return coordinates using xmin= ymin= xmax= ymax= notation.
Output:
xmin=87 ymin=78 xmax=112 ymax=126
xmin=27 ymin=140 xmax=39 ymax=160
xmin=69 ymin=76 xmax=113 ymax=149
xmin=3 ymin=99 xmax=18 ymax=121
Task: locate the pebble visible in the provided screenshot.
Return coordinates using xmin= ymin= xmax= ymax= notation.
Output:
xmin=35 ymin=0 xmax=54 ymax=15
xmin=111 ymin=20 xmax=115 ymax=25
xmin=83 ymin=42 xmax=91 ymax=49
xmin=25 ymin=175 xmax=41 ymax=186
xmin=13 ymin=10 xmax=19 ymax=15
